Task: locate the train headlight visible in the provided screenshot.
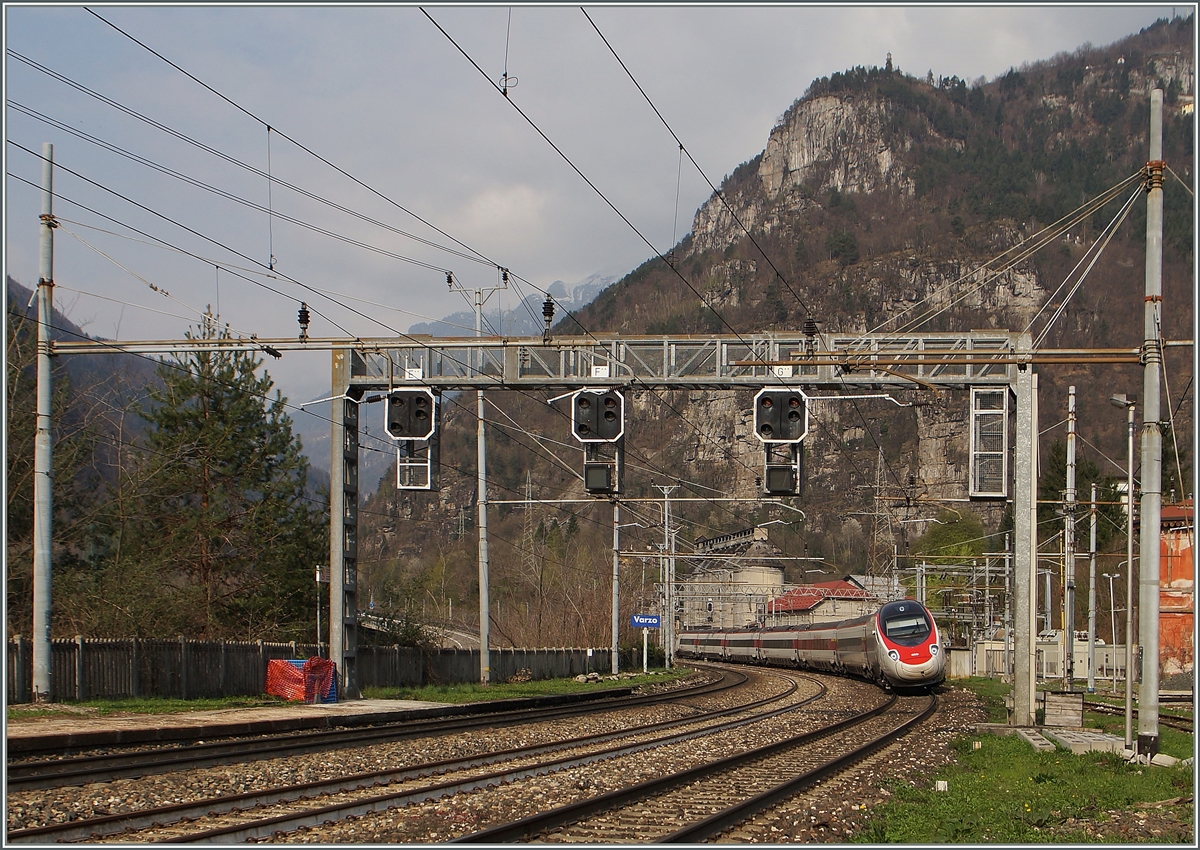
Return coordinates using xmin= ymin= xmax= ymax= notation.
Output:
xmin=929 ymin=644 xmax=939 ymax=656
xmin=887 ymin=650 xmax=900 ymax=662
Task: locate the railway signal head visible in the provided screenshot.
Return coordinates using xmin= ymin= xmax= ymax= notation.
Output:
xmin=764 ymin=464 xmax=798 ymax=495
xmin=584 ymin=461 xmax=614 ymax=494
xmin=754 ymin=388 xmax=807 ymax=443
xmin=572 ymin=389 xmax=624 ymax=442
xmin=385 ymin=388 xmax=437 ymax=440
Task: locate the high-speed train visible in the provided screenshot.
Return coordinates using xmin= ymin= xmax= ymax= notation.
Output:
xmin=677 ymin=599 xmax=946 ymax=691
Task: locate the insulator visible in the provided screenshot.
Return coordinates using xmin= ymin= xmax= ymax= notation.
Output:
xmin=501 ymin=268 xmax=509 ymax=286
xmin=803 ymin=316 xmax=819 ymax=337
xmin=297 ymin=302 xmax=310 ymax=340
xmin=543 ymin=294 xmax=555 ymax=323
xmin=446 ymin=272 xmax=454 ymax=290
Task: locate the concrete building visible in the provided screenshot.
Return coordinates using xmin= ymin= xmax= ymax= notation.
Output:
xmin=678 ymin=527 xmax=784 ymax=629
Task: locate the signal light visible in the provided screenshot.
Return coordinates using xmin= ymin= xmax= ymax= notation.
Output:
xmin=385 ymin=389 xmax=437 ymax=440
xmin=754 ymin=388 xmax=807 ymax=443
xmin=571 ymin=389 xmax=624 ymax=442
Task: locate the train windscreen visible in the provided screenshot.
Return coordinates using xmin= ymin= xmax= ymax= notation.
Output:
xmin=879 ymin=602 xmax=933 ymax=646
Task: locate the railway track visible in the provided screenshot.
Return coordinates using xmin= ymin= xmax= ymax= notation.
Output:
xmin=6 ymin=667 xmax=742 ymax=791
xmin=454 ymin=692 xmax=935 ymax=843
xmin=7 ymin=666 xmax=827 ymax=844
xmin=1082 ymin=699 xmax=1194 ymax=732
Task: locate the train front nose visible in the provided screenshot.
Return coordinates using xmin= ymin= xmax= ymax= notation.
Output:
xmin=895 ymin=656 xmax=943 ymax=681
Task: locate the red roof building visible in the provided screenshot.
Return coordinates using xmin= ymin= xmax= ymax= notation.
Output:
xmin=767 ymin=579 xmax=875 ymax=624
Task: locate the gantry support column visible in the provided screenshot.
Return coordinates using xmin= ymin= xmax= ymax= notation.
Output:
xmin=1011 ymin=340 xmax=1038 ymax=727
xmin=330 ymin=350 xmax=361 ymax=699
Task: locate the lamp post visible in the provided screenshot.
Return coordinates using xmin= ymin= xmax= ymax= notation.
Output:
xmin=1109 ymin=393 xmax=1136 ymax=752
xmin=1102 ymin=572 xmax=1121 ymax=693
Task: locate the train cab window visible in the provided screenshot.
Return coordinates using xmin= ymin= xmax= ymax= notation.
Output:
xmin=879 ymin=602 xmax=932 ymax=646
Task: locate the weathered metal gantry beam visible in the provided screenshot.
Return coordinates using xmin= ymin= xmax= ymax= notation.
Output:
xmin=338 ymin=330 xmax=1029 ymax=391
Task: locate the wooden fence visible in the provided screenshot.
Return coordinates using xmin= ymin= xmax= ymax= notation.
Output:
xmin=6 ymin=637 xmax=614 ymax=703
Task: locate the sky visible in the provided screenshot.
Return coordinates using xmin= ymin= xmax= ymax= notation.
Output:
xmin=3 ymin=2 xmax=1185 ymax=452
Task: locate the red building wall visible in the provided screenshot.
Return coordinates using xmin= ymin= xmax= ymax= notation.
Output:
xmin=1159 ymin=502 xmax=1194 ymax=678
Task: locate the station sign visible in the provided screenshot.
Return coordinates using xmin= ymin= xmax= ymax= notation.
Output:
xmin=631 ymin=613 xmax=660 ymax=629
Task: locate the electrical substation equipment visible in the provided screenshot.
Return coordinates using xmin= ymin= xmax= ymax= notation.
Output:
xmin=384 ymin=388 xmax=440 ymax=491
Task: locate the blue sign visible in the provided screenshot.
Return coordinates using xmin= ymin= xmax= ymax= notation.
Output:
xmin=631 ymin=613 xmax=660 ymax=629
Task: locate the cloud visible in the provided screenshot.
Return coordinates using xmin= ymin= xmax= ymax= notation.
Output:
xmin=4 ymin=3 xmax=1181 ymax=409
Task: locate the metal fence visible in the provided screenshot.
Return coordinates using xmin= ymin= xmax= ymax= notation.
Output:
xmin=968 ymin=639 xmax=1133 ymax=682
xmin=6 ymin=637 xmax=614 ymax=703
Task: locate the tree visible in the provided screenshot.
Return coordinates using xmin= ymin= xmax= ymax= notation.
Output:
xmin=109 ymin=319 xmax=326 ymax=639
xmin=1037 ymin=440 xmax=1123 ymax=552
xmin=909 ymin=508 xmax=988 ymax=565
xmin=5 ymin=289 xmax=107 ymax=638
xmin=824 ymin=231 xmax=860 ymax=266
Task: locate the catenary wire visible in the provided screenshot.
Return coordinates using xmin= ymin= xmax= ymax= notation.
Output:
xmin=17 ymin=24 xmax=781 ymax=501
xmin=51 ymin=217 xmax=487 ymax=335
xmin=581 ymin=6 xmax=816 ymax=318
xmin=35 ymin=14 xmax=919 ymax=536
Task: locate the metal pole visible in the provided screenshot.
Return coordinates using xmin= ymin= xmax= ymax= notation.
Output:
xmin=655 ymin=485 xmax=677 ymax=668
xmin=612 ymin=501 xmax=620 ymax=675
xmin=1125 ymin=402 xmax=1137 ymax=751
xmin=1004 ymin=533 xmax=1012 ymax=680
xmin=328 ymin=352 xmax=358 ymax=698
xmin=476 ymin=398 xmax=490 ymax=684
xmin=1137 ymin=88 xmax=1164 ymax=758
xmin=468 ymin=286 xmax=491 ymax=685
xmin=1013 ymin=363 xmax=1038 ymax=726
xmin=32 ymin=142 xmax=55 ymax=703
xmin=668 ymin=527 xmax=677 ymax=668
xmin=1064 ymin=386 xmax=1077 ymax=689
xmin=1088 ymin=483 xmax=1097 ymax=692
xmin=1043 ymin=566 xmax=1053 ymax=636
xmin=1103 ymin=572 xmax=1120 ymax=692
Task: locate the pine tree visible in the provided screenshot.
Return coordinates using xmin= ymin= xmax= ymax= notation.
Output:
xmin=115 ymin=319 xmax=326 ymax=639
xmin=5 ymin=288 xmax=106 ymax=638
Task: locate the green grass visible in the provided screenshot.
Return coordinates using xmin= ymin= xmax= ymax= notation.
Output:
xmin=361 ymin=668 xmax=692 ymax=704
xmin=956 ymin=676 xmax=1013 ymax=723
xmin=852 ymin=678 xmax=1195 ymax=843
xmin=6 ymin=694 xmax=290 ymax=721
xmin=854 ymin=734 xmax=1194 ymax=843
xmin=7 ymin=670 xmax=695 ymax=718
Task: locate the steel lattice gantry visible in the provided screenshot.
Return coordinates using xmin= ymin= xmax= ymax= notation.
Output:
xmin=341 ymin=329 xmax=1021 ymax=392
xmin=327 ymin=330 xmax=1041 ymax=715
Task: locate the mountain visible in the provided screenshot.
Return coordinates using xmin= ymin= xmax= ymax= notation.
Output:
xmin=362 ymin=16 xmax=1194 ymax=631
xmin=565 ymin=14 xmax=1193 ymax=529
xmin=407 ymin=273 xmax=617 ymax=337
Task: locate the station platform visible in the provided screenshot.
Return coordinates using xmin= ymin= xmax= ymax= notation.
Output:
xmin=5 ymin=698 xmax=452 ymax=754
xmin=6 ymin=686 xmax=636 ymax=755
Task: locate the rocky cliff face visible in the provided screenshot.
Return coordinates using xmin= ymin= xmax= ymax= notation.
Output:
xmin=692 ymin=96 xmax=939 ymax=256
